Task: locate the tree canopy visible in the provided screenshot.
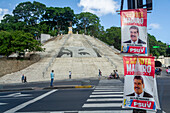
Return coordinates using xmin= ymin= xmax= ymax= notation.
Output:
xmin=0 ymin=31 xmax=44 ymax=57
xmin=75 ymin=12 xmax=100 ymax=34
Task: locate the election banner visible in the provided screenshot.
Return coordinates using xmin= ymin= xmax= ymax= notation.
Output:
xmin=121 ymin=9 xmax=147 ymax=54
xmin=122 ymin=56 xmax=160 ymax=111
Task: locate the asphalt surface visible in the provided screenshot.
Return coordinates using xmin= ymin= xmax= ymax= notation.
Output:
xmin=18 ymin=89 xmax=93 ymax=112
xmin=0 ymin=90 xmax=49 ymax=112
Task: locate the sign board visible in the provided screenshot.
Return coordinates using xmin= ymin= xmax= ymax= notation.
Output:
xmin=153 ymin=46 xmax=160 ymax=48
xmin=122 ymin=56 xmax=160 ymax=111
xmin=121 ymin=9 xmax=147 ymax=54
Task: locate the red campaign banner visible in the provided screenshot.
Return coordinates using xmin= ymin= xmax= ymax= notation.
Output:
xmin=122 ymin=56 xmax=160 ymax=111
xmin=121 ymin=8 xmax=148 ymax=54
xmin=121 ymin=8 xmax=147 ymax=27
xmin=131 ymin=100 xmax=155 ymax=110
xmin=123 ymin=56 xmax=155 ymax=77
xmin=127 ymin=46 xmax=146 ymax=54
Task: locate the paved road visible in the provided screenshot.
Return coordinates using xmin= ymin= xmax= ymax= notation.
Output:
xmin=0 ymin=79 xmax=156 ymax=113
xmin=0 ymin=90 xmax=50 ymax=112
xmin=0 ymin=77 xmax=170 ymax=113
xmin=157 ymin=78 xmax=170 ymax=113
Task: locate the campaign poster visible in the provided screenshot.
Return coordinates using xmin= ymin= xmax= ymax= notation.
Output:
xmin=121 ymin=9 xmax=147 ymax=54
xmin=122 ymin=56 xmax=160 ymax=111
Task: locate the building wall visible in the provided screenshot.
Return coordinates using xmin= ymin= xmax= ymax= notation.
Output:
xmin=155 ymin=57 xmax=170 ymax=67
xmin=41 ymin=34 xmax=52 ymax=43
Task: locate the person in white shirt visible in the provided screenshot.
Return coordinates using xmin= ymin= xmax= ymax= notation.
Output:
xmin=69 ymin=71 xmax=72 ymax=79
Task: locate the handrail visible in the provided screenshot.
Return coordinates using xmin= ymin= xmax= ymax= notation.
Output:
xmin=42 ymin=34 xmax=70 ymax=78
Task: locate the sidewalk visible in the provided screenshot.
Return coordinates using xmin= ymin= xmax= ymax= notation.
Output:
xmin=0 ymin=78 xmax=99 ymax=92
xmin=0 ymin=76 xmax=121 ymax=92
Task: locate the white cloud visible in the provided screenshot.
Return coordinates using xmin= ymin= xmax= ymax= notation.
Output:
xmin=78 ymin=0 xmax=119 ymax=16
xmin=0 ymin=8 xmax=9 ymax=20
xmin=149 ymin=23 xmax=160 ymax=29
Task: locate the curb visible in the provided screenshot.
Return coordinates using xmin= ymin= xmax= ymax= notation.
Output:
xmin=0 ymin=88 xmax=34 ymax=92
xmin=43 ymin=85 xmax=93 ymax=89
xmin=0 ymin=85 xmax=94 ymax=92
xmin=75 ymin=85 xmax=93 ymax=88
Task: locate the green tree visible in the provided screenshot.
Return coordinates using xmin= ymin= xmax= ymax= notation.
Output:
xmin=88 ymin=23 xmax=104 ymax=38
xmin=42 ymin=7 xmax=74 ymax=34
xmin=38 ymin=22 xmax=51 ymax=34
xmin=13 ymin=1 xmax=33 ymax=24
xmin=166 ymin=47 xmax=170 ymax=57
xmin=148 ymin=34 xmax=167 ymax=57
xmin=1 ymin=14 xmax=18 ymax=24
xmin=99 ymin=27 xmax=121 ymax=50
xmin=76 ymin=12 xmax=100 ymax=35
xmin=12 ymin=31 xmax=44 ymax=52
xmin=13 ymin=1 xmax=46 ymax=25
xmin=0 ymin=31 xmax=44 ymax=57
xmin=31 ymin=1 xmax=46 ymax=25
xmin=0 ymin=31 xmax=13 ymax=57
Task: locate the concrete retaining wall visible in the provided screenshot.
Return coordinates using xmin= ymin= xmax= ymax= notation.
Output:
xmin=0 ymin=54 xmax=40 ymax=77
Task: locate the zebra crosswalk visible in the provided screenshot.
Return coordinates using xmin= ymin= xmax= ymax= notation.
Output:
xmin=82 ymin=79 xmax=130 ymax=112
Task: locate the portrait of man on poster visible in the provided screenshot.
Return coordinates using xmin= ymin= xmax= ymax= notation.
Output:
xmin=126 ymin=76 xmax=153 ymax=98
xmin=123 ymin=26 xmax=146 ymax=44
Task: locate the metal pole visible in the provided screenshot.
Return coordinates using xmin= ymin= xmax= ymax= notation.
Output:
xmin=121 ymin=0 xmax=124 ymax=10
xmin=131 ymin=0 xmax=133 ymax=9
xmin=135 ymin=0 xmax=138 ymax=9
xmin=133 ymin=1 xmax=147 ymax=112
xmin=147 ymin=33 xmax=150 ymax=56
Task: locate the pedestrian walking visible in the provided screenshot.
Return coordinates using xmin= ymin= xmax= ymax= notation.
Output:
xmin=21 ymin=74 xmax=24 ymax=83
xmin=69 ymin=71 xmax=72 ymax=79
xmin=99 ymin=69 xmax=102 ymax=77
xmin=24 ymin=76 xmax=27 ymax=83
xmin=50 ymin=70 xmax=54 ymax=87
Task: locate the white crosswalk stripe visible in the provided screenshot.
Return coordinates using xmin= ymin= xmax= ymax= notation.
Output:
xmin=87 ymin=98 xmax=123 ymax=102
xmin=92 ymin=92 xmax=123 ymax=94
xmin=82 ymin=103 xmax=122 ymax=107
xmin=90 ymin=94 xmax=123 ymax=97
xmin=94 ymin=89 xmax=121 ymax=91
xmin=0 ymin=102 xmax=8 ymax=105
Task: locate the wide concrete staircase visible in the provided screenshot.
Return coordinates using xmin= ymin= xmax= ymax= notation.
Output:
xmin=0 ymin=34 xmax=123 ymax=84
xmin=46 ymin=34 xmax=123 ymax=79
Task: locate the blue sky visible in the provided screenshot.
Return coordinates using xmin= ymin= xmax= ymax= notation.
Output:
xmin=0 ymin=0 xmax=169 ymax=44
